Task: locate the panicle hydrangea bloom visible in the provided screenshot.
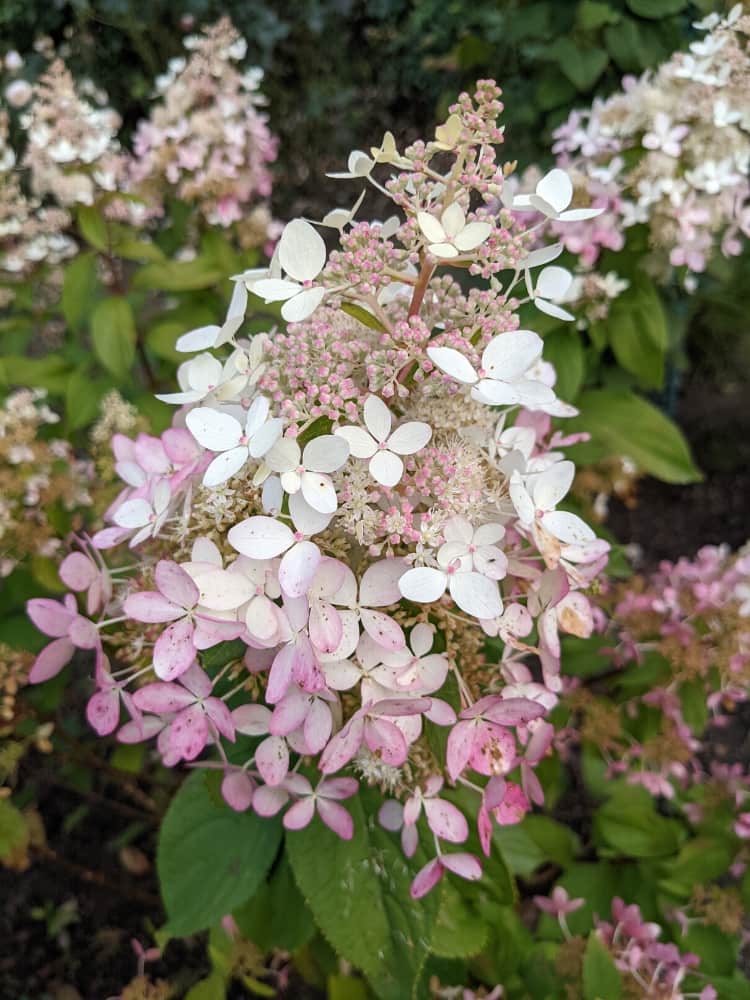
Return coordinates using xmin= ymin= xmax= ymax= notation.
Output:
xmin=562 ymin=543 xmax=750 ymax=883
xmin=547 ymin=4 xmax=750 ymax=288
xmin=128 ymin=18 xmax=277 ymax=244
xmin=28 ymin=82 xmax=608 ymax=898
xmin=0 ymin=110 xmax=74 ymax=298
xmin=20 ymin=58 xmax=125 ymax=208
xmin=0 ymin=389 xmax=93 ymax=578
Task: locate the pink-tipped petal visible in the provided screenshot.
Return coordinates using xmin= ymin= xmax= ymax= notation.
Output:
xmin=410 ymin=858 xmax=444 ymax=899
xmin=153 ymin=618 xmax=196 ymax=681
xmin=28 ymin=637 xmax=75 ymax=683
xmin=317 ymin=798 xmax=354 ymax=839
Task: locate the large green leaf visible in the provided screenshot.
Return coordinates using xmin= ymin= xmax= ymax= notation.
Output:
xmin=431 ymin=881 xmax=488 ymax=958
xmin=91 ymin=296 xmax=137 ymax=378
xmin=287 ymin=791 xmax=439 ymax=1000
xmin=62 ymin=252 xmax=99 ymax=332
xmin=541 ymin=328 xmax=585 ymax=401
xmin=234 ymin=854 xmax=316 ymax=952
xmin=157 ymin=771 xmax=282 ymax=936
xmin=583 ymin=933 xmax=622 ymax=1000
xmin=133 ymin=257 xmax=223 ymax=292
xmin=594 ymin=787 xmax=684 ymax=859
xmin=597 ymin=277 xmax=667 ymax=389
xmin=566 ymin=389 xmax=701 ymax=483
xmin=76 ymin=205 xmax=109 ymax=251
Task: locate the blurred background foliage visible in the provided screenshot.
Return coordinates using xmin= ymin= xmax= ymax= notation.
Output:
xmin=0 ymin=0 xmax=717 ymax=214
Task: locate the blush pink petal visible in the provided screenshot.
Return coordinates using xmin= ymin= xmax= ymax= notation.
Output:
xmin=117 ymin=715 xmax=165 ymax=744
xmin=253 ymin=784 xmax=289 ymax=817
xmin=29 ymin=637 xmax=75 ymax=683
xmin=424 ymin=798 xmax=469 ymax=843
xmin=440 ymin=852 xmax=482 ymax=881
xmin=279 ymin=540 xmax=322 ymax=598
xmin=309 ymin=601 xmax=344 ymax=654
xmin=255 ymin=735 xmax=290 ymax=786
xmin=68 ymin=616 xmax=100 ymax=650
xmin=319 ymin=714 xmax=365 ymax=774
xmin=27 ymin=598 xmax=74 ymax=637
xmin=319 ymin=777 xmax=359 ymax=800
xmin=133 ymin=682 xmax=196 ymax=714
xmin=364 ymin=717 xmax=407 ymax=766
xmin=359 ymin=559 xmax=407 ymax=606
xmin=155 ymin=560 xmax=199 ymax=609
xmin=59 ymin=553 xmax=98 ymax=591
xmin=410 ymin=858 xmax=444 ymax=899
xmin=222 ymin=771 xmax=254 ymax=812
xmin=153 ymin=618 xmax=196 ymax=681
xmin=446 ymin=719 xmax=475 ymax=781
xmin=169 ymin=704 xmax=209 ymax=761
xmin=283 ymin=796 xmax=316 ymax=831
xmin=204 ymin=698 xmax=236 ymax=742
xmin=304 ymin=698 xmax=332 ymax=753
xmin=361 ymin=609 xmax=405 ymax=650
xmin=317 ymin=798 xmax=354 ymax=839
xmin=124 ymin=592 xmax=185 ymax=624
xmin=86 ymin=688 xmax=121 ymax=735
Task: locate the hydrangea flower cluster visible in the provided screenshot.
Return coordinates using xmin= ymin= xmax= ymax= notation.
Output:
xmin=128 ymin=17 xmax=277 ymax=240
xmin=28 ymin=82 xmax=608 ymax=898
xmin=0 ymin=110 xmax=74 ymax=298
xmin=549 ymin=4 xmax=750 ymax=284
xmin=0 ymin=389 xmax=93 ymax=578
xmin=536 ymin=890 xmax=717 ymax=1000
xmin=20 ymin=58 xmax=124 ymax=209
xmin=566 ymin=543 xmax=750 ymax=857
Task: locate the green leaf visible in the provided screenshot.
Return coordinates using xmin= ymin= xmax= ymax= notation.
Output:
xmin=62 ymin=252 xmax=98 ymax=332
xmin=0 ymin=798 xmax=27 ymax=858
xmin=77 ymin=205 xmax=109 ymax=251
xmin=566 ymin=389 xmax=701 ymax=483
xmin=431 ymin=881 xmax=488 ymax=958
xmin=133 ymin=257 xmax=223 ymax=292
xmin=626 ymin=0 xmax=688 ymax=16
xmin=597 ymin=277 xmax=667 ymax=389
xmin=522 ymin=815 xmax=579 ymax=868
xmin=0 ymin=354 xmax=73 ymax=394
xmin=328 ymin=975 xmax=370 ymax=1000
xmin=201 ymin=640 xmax=247 ymax=673
xmin=287 ymin=791 xmax=439 ymax=1000
xmin=157 ymin=771 xmax=281 ymax=936
xmin=583 ymin=933 xmax=622 ymax=1000
xmin=594 ymin=787 xmax=684 ymax=858
xmin=146 ymin=319 xmax=188 ymax=363
xmin=658 ymin=837 xmax=732 ymax=897
xmin=184 ymin=971 xmax=227 ymax=1000
xmin=577 ymin=0 xmax=620 ymax=30
xmin=492 ymin=823 xmax=546 ymax=878
xmin=65 ymin=369 xmax=105 ymax=431
xmin=681 ymin=924 xmax=738 ymax=976
xmin=234 ymin=855 xmax=316 ymax=951
xmin=114 ymin=238 xmax=165 ymax=262
xmin=340 ymin=301 xmax=387 ymax=332
xmin=91 ymin=297 xmax=137 ymax=378
xmin=550 ymin=38 xmax=609 ymax=90
xmin=604 ymin=17 xmax=666 ymax=72
xmin=541 ymin=327 xmax=585 ymax=400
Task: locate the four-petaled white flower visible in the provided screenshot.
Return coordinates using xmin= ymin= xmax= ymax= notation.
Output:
xmin=507 ymin=168 xmax=602 ymax=222
xmin=113 ymin=480 xmax=171 ymax=547
xmin=264 ymin=434 xmax=350 ymax=514
xmin=252 ymin=219 xmax=327 ymax=322
xmin=526 ymin=265 xmax=575 ymax=322
xmin=176 ymin=278 xmax=247 ymax=352
xmin=642 ymin=113 xmax=689 ymax=158
xmin=427 ymin=329 xmax=556 ymax=409
xmin=186 ymin=396 xmax=283 ymax=487
xmin=399 ymin=540 xmax=504 ymax=621
xmin=509 ymin=461 xmax=595 ymax=546
xmin=335 ymin=395 xmax=432 ymax=488
xmin=417 ymin=203 xmax=492 ymax=259
xmin=156 ymin=353 xmax=226 ymax=405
